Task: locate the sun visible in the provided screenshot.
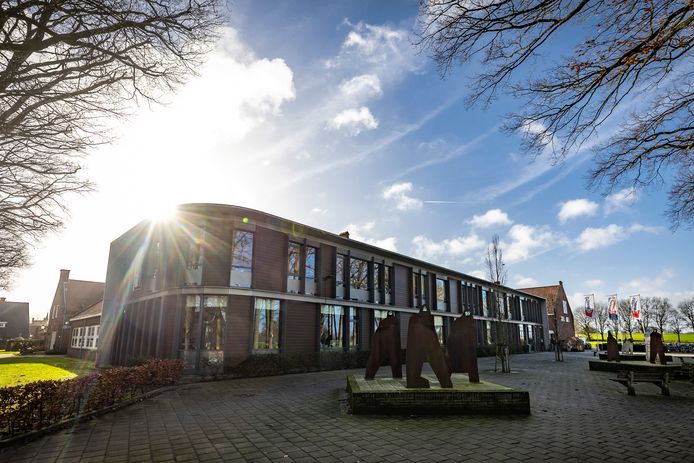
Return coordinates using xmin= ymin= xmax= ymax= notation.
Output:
xmin=149 ymin=202 xmax=179 ymax=223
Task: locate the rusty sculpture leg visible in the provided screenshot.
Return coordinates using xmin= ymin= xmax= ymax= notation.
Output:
xmin=406 ymin=309 xmax=452 ymax=388
xmin=364 ymin=315 xmax=402 ymax=379
xmin=447 ymin=313 xmax=480 ymax=383
xmin=606 ymin=332 xmax=620 ymax=362
xmin=649 ymin=331 xmax=667 ymax=365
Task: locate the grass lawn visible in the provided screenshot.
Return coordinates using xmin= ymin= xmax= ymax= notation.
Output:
xmin=0 ymin=350 xmax=20 ymax=355
xmin=0 ymin=356 xmax=96 ymax=388
xmin=579 ymin=333 xmax=694 ymax=343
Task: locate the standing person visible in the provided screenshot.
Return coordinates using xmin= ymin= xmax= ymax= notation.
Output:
xmin=606 ymin=331 xmax=620 ymax=362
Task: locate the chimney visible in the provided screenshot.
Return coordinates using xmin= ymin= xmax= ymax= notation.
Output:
xmin=339 ymin=231 xmax=350 ymax=239
xmin=0 ymin=297 xmax=5 ymax=302
xmin=559 ymin=280 xmax=563 ymax=286
xmin=60 ymin=269 xmax=70 ymax=281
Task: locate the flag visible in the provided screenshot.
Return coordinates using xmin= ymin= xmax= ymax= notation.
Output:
xmin=608 ymin=295 xmax=618 ymax=320
xmin=630 ymin=295 xmax=641 ymax=319
xmin=584 ymin=294 xmax=595 ymax=318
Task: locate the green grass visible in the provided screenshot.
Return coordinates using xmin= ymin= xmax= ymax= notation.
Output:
xmin=0 ymin=350 xmax=20 ymax=355
xmin=0 ymin=356 xmax=96 ymax=388
xmin=579 ymin=333 xmax=694 ymax=343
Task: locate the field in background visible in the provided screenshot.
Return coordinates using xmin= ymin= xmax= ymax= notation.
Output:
xmin=579 ymin=333 xmax=694 ymax=343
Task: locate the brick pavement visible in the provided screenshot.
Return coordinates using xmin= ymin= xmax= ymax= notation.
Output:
xmin=3 ymin=352 xmax=694 ymax=462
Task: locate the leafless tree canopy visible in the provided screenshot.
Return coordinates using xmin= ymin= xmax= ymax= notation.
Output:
xmin=652 ymin=296 xmax=673 ymax=333
xmin=678 ymin=297 xmax=694 ymax=332
xmin=0 ymin=0 xmax=223 ymax=288
xmin=484 ymin=233 xmax=506 ymax=285
xmin=573 ymin=306 xmax=594 ymax=340
xmin=594 ymin=302 xmax=608 ymax=339
xmin=617 ymin=299 xmax=635 ymax=338
xmin=417 ymin=1 xmax=694 ymax=227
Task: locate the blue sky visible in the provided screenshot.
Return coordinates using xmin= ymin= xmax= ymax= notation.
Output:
xmin=3 ymin=0 xmax=693 ymax=319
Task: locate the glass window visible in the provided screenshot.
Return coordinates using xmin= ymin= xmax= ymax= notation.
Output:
xmin=384 ymin=266 xmax=392 ymax=293
xmin=373 ymin=309 xmax=390 ymax=332
xmin=482 ymin=289 xmax=489 ymax=317
xmin=336 ymin=254 xmax=346 ymax=287
xmin=78 ymin=327 xmax=85 ymax=347
xmin=374 ymin=265 xmax=381 ymax=292
xmin=71 ymin=328 xmax=78 ymax=347
xmin=305 ymin=246 xmax=316 ymax=280
xmin=231 ymin=230 xmax=254 ymax=272
xmin=485 ymin=321 xmax=493 ymax=344
xmin=420 ymin=274 xmax=428 ymax=306
xmin=350 ymin=258 xmax=368 ymax=290
xmin=519 ymin=324 xmax=525 ymax=345
xmin=253 ymin=298 xmax=280 ymax=352
xmin=186 ymin=239 xmax=202 ymax=269
xmin=320 ymin=305 xmax=344 ymax=351
xmin=348 ymin=307 xmax=359 ymax=350
xmin=563 ymin=300 xmax=568 ymax=314
xmin=203 ymin=296 xmax=227 ymax=351
xmin=288 ymin=242 xmax=301 ymax=280
xmin=436 ymin=278 xmax=446 ymax=305
xmin=180 ymin=296 xmax=201 ymax=368
xmin=94 ymin=325 xmax=100 ymax=348
xmin=434 ymin=316 xmax=444 ymax=344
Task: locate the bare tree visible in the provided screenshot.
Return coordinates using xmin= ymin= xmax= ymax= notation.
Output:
xmin=637 ymin=296 xmax=656 ymax=333
xmin=678 ymin=297 xmax=694 ymax=332
xmin=485 ymin=234 xmax=506 ymax=285
xmin=417 ymin=1 xmax=694 ymax=228
xmin=0 ymin=0 xmax=223 ymax=288
xmin=594 ymin=302 xmax=609 ymax=341
xmin=573 ymin=307 xmax=594 ymax=341
xmin=670 ymin=311 xmax=685 ymax=343
xmin=652 ymin=297 xmax=673 ymax=334
xmin=618 ymin=299 xmax=636 ymax=339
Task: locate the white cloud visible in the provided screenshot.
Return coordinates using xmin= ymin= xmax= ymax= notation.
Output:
xmin=468 ymin=209 xmax=513 ymax=228
xmin=604 ymin=187 xmax=639 ymax=215
xmin=558 ymin=199 xmax=599 ymax=223
xmin=515 ymin=275 xmax=539 ymax=287
xmin=575 ymin=224 xmax=624 ymax=251
xmin=382 ymin=182 xmax=423 ymax=211
xmin=339 ymin=74 xmax=382 ymax=99
xmin=575 ymin=222 xmax=659 ymax=252
xmin=329 ymin=107 xmax=378 ymax=134
xmin=522 ymin=120 xmax=553 ymax=145
xmin=468 ymin=270 xmax=486 ymax=279
xmin=310 ymin=207 xmax=327 ymax=215
xmin=503 ymin=224 xmax=565 ymax=263
xmin=411 ymin=233 xmax=486 ymax=262
xmin=343 ymin=221 xmax=398 ymax=252
xmin=584 ymin=279 xmax=605 ymax=287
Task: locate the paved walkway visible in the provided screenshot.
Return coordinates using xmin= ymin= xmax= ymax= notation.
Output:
xmin=3 ymin=352 xmax=694 ymax=462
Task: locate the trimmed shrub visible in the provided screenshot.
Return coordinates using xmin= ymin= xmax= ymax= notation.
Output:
xmin=0 ymin=359 xmax=183 ymax=439
xmin=224 ymin=350 xmax=372 ymax=378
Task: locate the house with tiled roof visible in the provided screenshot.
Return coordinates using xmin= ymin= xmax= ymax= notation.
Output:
xmin=68 ymin=299 xmax=102 ymax=360
xmin=518 ymin=281 xmax=576 ymax=342
xmin=46 ymin=269 xmax=104 ymax=354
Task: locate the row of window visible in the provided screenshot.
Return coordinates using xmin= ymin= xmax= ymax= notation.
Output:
xmin=71 ymin=325 xmax=99 ymax=350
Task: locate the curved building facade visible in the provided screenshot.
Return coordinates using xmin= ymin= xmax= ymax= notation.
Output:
xmin=98 ymin=204 xmax=548 ymax=371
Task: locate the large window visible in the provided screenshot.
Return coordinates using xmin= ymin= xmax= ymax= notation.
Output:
xmin=203 ymin=296 xmax=226 ymax=351
xmin=71 ymin=328 xmax=78 ymax=348
xmin=374 ymin=264 xmax=381 ymax=300
xmin=253 ymin=298 xmax=280 ymax=353
xmin=350 ymin=258 xmax=369 ymax=291
xmin=434 ymin=316 xmax=444 ymax=344
xmin=384 ymin=266 xmax=392 ymax=295
xmin=320 ymin=305 xmax=344 ymax=351
xmin=482 ymin=289 xmax=489 ymax=317
xmin=288 ymin=242 xmax=301 ymax=280
xmin=305 ymin=246 xmax=316 ymax=280
xmin=373 ymin=309 xmax=390 ymax=332
xmin=436 ymin=278 xmax=447 ymax=310
xmin=180 ymin=296 xmax=201 ymax=368
xmin=348 ymin=307 xmax=359 ymax=350
xmin=230 ymin=230 xmax=254 ymax=287
xmin=336 ymin=254 xmax=346 ymax=287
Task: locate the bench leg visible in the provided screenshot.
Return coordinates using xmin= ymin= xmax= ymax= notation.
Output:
xmin=627 ymin=372 xmax=636 ymax=396
xmin=661 ymin=373 xmax=670 ymax=396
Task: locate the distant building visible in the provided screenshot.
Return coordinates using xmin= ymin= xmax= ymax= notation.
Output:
xmin=99 ymin=204 xmax=548 ymax=372
xmin=30 ymin=315 xmax=48 ymax=339
xmin=46 ymin=269 xmax=104 ymax=354
xmin=518 ymin=281 xmax=575 ymax=342
xmin=67 ymin=300 xmax=102 ymax=361
xmin=0 ymin=298 xmax=30 ymax=339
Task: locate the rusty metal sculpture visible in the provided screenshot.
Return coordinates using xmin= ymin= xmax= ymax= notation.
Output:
xmin=406 ymin=307 xmax=452 ymax=388
xmin=447 ymin=310 xmax=480 ymax=383
xmin=649 ymin=329 xmax=667 ymax=365
xmin=606 ymin=331 xmax=620 ymax=362
xmin=364 ymin=312 xmax=402 ymax=379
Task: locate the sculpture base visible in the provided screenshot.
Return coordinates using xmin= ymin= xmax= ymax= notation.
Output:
xmin=597 ymin=352 xmax=673 ymax=362
xmin=346 ymin=374 xmax=530 ymax=415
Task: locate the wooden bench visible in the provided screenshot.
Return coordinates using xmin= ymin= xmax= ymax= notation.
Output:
xmin=609 ymin=370 xmax=670 ymax=396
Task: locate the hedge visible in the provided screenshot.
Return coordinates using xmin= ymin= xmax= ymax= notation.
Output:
xmin=0 ymin=359 xmax=183 ymax=439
